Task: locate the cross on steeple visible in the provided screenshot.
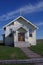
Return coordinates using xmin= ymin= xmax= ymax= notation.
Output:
xmin=20 ymin=8 xmax=22 ymax=16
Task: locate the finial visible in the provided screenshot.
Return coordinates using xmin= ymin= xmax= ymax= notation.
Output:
xmin=20 ymin=8 xmax=21 ymax=16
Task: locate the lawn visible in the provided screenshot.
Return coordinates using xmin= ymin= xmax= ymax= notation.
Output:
xmin=29 ymin=43 xmax=43 ymax=56
xmin=0 ymin=46 xmax=34 ymax=65
xmin=0 ymin=46 xmax=28 ymax=60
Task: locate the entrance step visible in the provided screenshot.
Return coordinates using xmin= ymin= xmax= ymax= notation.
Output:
xmin=15 ymin=42 xmax=30 ymax=47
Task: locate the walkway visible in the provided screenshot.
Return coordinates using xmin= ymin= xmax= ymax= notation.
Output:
xmin=21 ymin=47 xmax=43 ymax=65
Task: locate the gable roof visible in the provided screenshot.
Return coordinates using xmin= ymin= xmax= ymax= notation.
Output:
xmin=3 ymin=16 xmax=38 ymax=29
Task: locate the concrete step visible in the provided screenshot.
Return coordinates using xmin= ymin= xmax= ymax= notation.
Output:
xmin=15 ymin=42 xmax=30 ymax=47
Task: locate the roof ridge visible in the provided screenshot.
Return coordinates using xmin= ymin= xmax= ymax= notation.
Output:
xmin=3 ymin=16 xmax=38 ymax=29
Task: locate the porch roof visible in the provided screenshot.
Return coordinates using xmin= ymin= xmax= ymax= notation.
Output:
xmin=13 ymin=25 xmax=28 ymax=32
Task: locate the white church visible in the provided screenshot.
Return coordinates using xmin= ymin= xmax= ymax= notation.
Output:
xmin=3 ymin=16 xmax=37 ymax=47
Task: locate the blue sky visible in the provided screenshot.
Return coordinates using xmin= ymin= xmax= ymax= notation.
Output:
xmin=0 ymin=0 xmax=43 ymax=40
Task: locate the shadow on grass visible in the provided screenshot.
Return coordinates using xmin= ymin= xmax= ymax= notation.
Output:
xmin=0 ymin=43 xmax=14 ymax=47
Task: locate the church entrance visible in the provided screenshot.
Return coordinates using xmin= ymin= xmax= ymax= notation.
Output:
xmin=18 ymin=33 xmax=25 ymax=41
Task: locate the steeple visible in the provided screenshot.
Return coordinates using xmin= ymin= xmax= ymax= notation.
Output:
xmin=20 ymin=8 xmax=22 ymax=16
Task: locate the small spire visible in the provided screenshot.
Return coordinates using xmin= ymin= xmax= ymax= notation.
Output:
xmin=20 ymin=8 xmax=21 ymax=16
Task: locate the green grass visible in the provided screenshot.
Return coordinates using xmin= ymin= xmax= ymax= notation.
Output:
xmin=0 ymin=46 xmax=28 ymax=60
xmin=29 ymin=43 xmax=43 ymax=56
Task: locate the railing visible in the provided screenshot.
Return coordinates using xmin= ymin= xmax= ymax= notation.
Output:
xmin=0 ymin=58 xmax=43 ymax=64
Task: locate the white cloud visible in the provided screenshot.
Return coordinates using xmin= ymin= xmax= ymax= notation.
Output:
xmin=20 ymin=1 xmax=43 ymax=14
xmin=37 ymin=22 xmax=43 ymax=26
xmin=0 ymin=1 xmax=43 ymax=21
xmin=0 ymin=9 xmax=19 ymax=21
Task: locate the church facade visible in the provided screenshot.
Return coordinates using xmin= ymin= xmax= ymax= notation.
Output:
xmin=3 ymin=16 xmax=37 ymax=47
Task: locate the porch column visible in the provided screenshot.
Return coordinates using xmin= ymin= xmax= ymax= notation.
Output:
xmin=14 ymin=31 xmax=18 ymax=43
xmin=27 ymin=31 xmax=29 ymax=42
xmin=25 ymin=31 xmax=29 ymax=42
xmin=16 ymin=31 xmax=18 ymax=42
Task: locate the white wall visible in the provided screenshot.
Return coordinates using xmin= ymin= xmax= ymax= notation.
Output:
xmin=28 ymin=29 xmax=36 ymax=45
xmin=4 ymin=23 xmax=14 ymax=45
xmin=14 ymin=19 xmax=36 ymax=46
xmin=5 ymin=35 xmax=14 ymax=45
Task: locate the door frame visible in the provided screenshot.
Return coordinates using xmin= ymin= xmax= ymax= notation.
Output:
xmin=18 ymin=32 xmax=25 ymax=41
